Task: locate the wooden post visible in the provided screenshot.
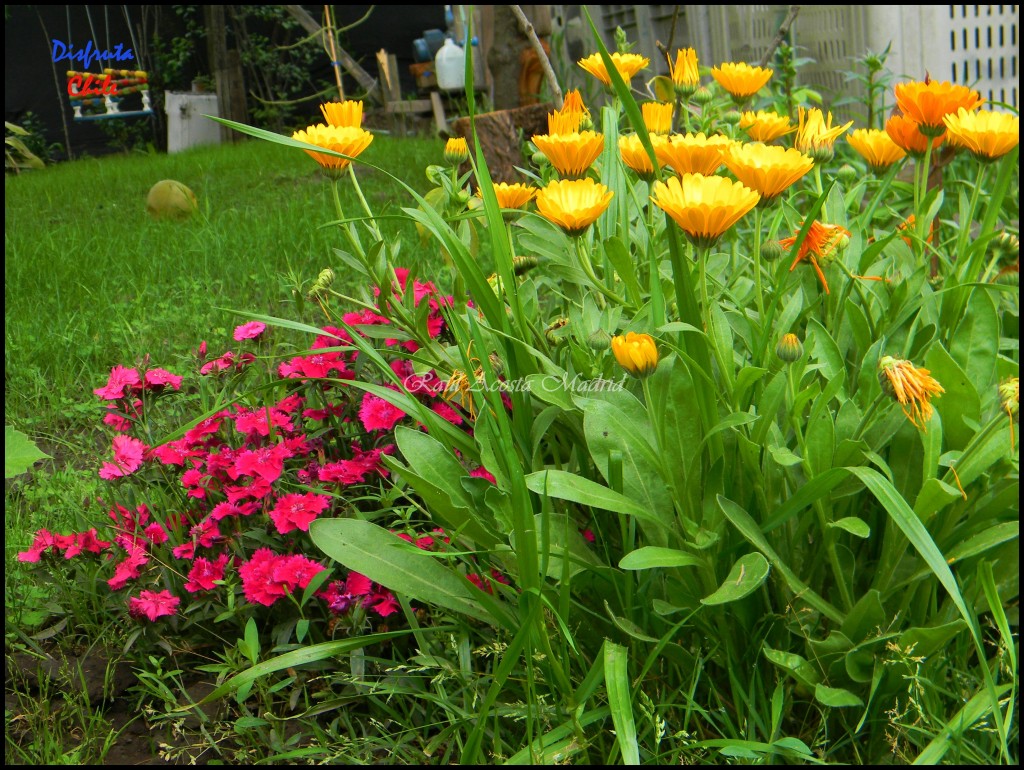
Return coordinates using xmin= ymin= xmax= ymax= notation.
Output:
xmin=205 ymin=5 xmax=249 ymax=142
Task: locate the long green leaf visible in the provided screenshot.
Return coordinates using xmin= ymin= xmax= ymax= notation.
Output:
xmin=604 ymin=641 xmax=640 ymax=765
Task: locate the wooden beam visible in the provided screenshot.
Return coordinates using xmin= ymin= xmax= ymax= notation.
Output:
xmin=281 ymin=5 xmax=381 ymax=101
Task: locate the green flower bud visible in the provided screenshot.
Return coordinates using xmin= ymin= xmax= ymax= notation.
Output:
xmin=837 ymin=164 xmax=857 ymax=184
xmin=587 ymin=328 xmax=612 ymax=351
xmin=532 ymin=150 xmax=549 ymax=167
xmin=722 ymin=110 xmax=742 ymax=126
xmin=308 ymin=267 xmax=335 ymax=300
xmin=808 ymin=144 xmax=835 ymax=165
xmin=776 ymin=333 xmax=804 ymax=363
xmin=692 ymin=86 xmax=714 ymax=105
xmin=513 ymin=255 xmax=540 ymax=276
xmin=545 ymin=317 xmax=570 ymax=345
xmin=761 ymin=240 xmax=785 ymax=262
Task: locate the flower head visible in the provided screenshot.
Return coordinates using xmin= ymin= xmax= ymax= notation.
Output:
xmin=532 ymin=131 xmax=604 ymax=179
xmin=320 ymin=100 xmax=364 ymax=128
xmin=444 ymin=136 xmax=470 ymax=165
xmin=269 ymin=492 xmax=331 ymax=534
xmin=292 ymin=124 xmax=374 ymax=178
xmin=780 ymin=220 xmax=852 ymax=294
xmin=776 ymin=333 xmax=804 ymax=363
xmin=894 ymin=79 xmax=984 ymax=136
xmin=654 ymin=132 xmax=733 ymax=177
xmin=578 ymin=52 xmax=649 ymax=86
xmin=885 ymin=114 xmax=944 ymax=158
xmin=233 ymin=321 xmax=267 ymax=341
xmin=99 ymin=434 xmax=147 ymax=480
xmin=611 ymin=332 xmax=659 ymax=378
xmin=619 ymin=133 xmax=665 ymax=180
xmin=668 ymin=48 xmax=700 ymax=95
xmin=723 ymin=142 xmax=813 ymax=204
xmin=711 ymin=62 xmax=773 ymax=101
xmin=128 ymin=589 xmax=180 ymax=622
xmin=846 ymin=128 xmax=907 ymax=173
xmin=651 ymin=173 xmax=760 ymax=250
xmin=795 ymin=107 xmax=854 ymax=162
xmin=642 ymin=102 xmax=674 ymax=135
xmin=739 ymin=110 xmax=796 ymax=142
xmin=878 ymin=355 xmax=944 ymax=429
xmin=535 ymin=178 xmax=613 ymax=237
xmin=942 ymin=107 xmax=1020 ymax=162
xmin=482 ymin=182 xmax=537 ymax=210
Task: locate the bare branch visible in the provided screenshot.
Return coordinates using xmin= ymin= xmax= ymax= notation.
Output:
xmin=509 ymin=5 xmax=562 ymax=109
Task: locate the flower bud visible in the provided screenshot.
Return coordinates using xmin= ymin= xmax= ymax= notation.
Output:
xmin=513 ymin=255 xmax=540 ymax=275
xmin=587 ymin=328 xmax=612 ymax=351
xmin=837 ymin=164 xmax=857 ymax=184
xmin=761 ymin=240 xmax=784 ymax=262
xmin=545 ymin=317 xmax=570 ymax=345
xmin=611 ymin=332 xmax=659 ymax=378
xmin=722 ymin=110 xmax=742 ymax=126
xmin=992 ymin=231 xmax=1019 ymax=265
xmin=775 ymin=333 xmax=804 ymax=363
xmin=808 ymin=144 xmax=835 ymax=165
xmin=308 ymin=267 xmax=335 ymax=300
xmin=532 ymin=150 xmax=549 ymax=167
xmin=444 ymin=137 xmax=470 ymax=166
xmin=692 ymin=86 xmax=714 ymax=105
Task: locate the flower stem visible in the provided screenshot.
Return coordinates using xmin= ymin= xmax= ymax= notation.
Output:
xmin=348 ymin=164 xmax=382 ymax=241
xmin=332 ymin=178 xmax=364 ymax=259
xmin=753 ymin=207 xmax=766 ymax=326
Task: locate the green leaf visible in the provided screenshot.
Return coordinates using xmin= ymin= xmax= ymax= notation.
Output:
xmin=924 ymin=343 xmax=981 ymax=451
xmin=524 ymin=470 xmax=665 ymax=528
xmin=762 ymin=645 xmax=822 ymax=690
xmin=618 ymin=547 xmax=705 ymax=571
xmin=603 ymin=641 xmax=640 ymax=765
xmin=309 ymin=519 xmax=501 ymax=626
xmin=949 ymin=290 xmax=999 ymax=400
xmin=243 ymin=617 xmax=260 ymax=667
xmin=814 ymin=683 xmax=864 ymax=708
xmin=701 ymin=553 xmax=770 ymax=605
xmin=5 ymin=427 xmax=50 ymax=478
xmin=829 ymin=517 xmax=871 ymax=538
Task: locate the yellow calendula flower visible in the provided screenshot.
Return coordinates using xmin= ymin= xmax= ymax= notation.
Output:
xmin=531 ymin=131 xmax=605 ymax=179
xmin=535 ymin=178 xmax=613 ymax=237
xmin=711 ymin=62 xmax=773 ymax=101
xmin=320 ymin=100 xmax=364 ymax=128
xmin=562 ymin=88 xmax=589 ymax=116
xmin=878 ymin=355 xmax=945 ymax=430
xmin=292 ymin=124 xmax=374 ymax=178
xmin=652 ymin=173 xmax=760 ymax=250
xmin=548 ymin=108 xmax=583 ymax=136
xmin=654 ymin=132 xmax=733 ymax=177
xmin=723 ymin=142 xmax=813 ymax=204
xmin=668 ymin=48 xmax=700 ymax=95
xmin=846 ymin=128 xmax=907 ymax=173
xmin=611 ymin=332 xmax=660 ymax=378
xmin=885 ymin=114 xmax=944 ymax=158
xmin=618 ymin=133 xmax=665 ymax=180
xmin=578 ymin=52 xmax=650 ymax=86
xmin=942 ymin=107 xmax=1020 ymax=162
xmin=444 ymin=137 xmax=470 ymax=165
xmin=894 ymin=79 xmax=984 ymax=136
xmin=795 ymin=107 xmax=854 ymax=163
xmin=739 ymin=110 xmax=796 ymax=142
xmin=642 ymin=102 xmax=674 ymax=135
xmin=480 ymin=182 xmax=537 ymax=210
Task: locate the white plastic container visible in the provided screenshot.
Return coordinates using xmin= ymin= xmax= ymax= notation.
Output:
xmin=434 ymin=37 xmax=466 ymax=92
xmin=165 ymin=92 xmax=221 ymax=154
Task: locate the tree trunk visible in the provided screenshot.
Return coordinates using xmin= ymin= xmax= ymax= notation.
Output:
xmin=205 ymin=5 xmax=249 ymax=141
xmin=450 ymin=102 xmax=551 ymax=184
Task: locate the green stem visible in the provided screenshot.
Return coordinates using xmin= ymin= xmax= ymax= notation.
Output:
xmin=332 ymin=178 xmax=364 ymax=259
xmin=914 ymin=141 xmax=934 ymax=264
xmin=575 ymin=236 xmax=624 ymax=308
xmin=753 ymin=207 xmax=766 ymax=326
xmin=852 ymin=391 xmax=889 ymax=443
xmin=348 ymin=165 xmax=382 ymax=241
xmin=954 ymin=162 xmax=989 ymax=278
xmin=861 ymin=161 xmax=902 ymax=235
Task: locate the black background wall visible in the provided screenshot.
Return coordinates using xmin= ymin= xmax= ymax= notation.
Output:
xmin=5 ymin=5 xmax=445 ymax=159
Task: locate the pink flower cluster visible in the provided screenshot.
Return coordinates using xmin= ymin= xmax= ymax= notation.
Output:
xmin=93 ymin=364 xmax=183 ymax=433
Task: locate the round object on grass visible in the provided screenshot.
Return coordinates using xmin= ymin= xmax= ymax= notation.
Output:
xmin=146 ymin=180 xmax=198 ymax=220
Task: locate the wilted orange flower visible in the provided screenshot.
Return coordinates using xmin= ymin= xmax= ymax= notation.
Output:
xmin=642 ymin=102 xmax=674 ymax=135
xmin=711 ymin=62 xmax=773 ymax=100
xmin=535 ymin=178 xmax=613 ymax=236
xmin=320 ymin=100 xmax=364 ymax=128
xmin=480 ymin=182 xmax=537 ymax=210
xmin=739 ymin=110 xmax=796 ymax=142
xmin=723 ymin=142 xmax=813 ymax=204
xmin=532 ymin=131 xmax=605 ymax=178
xmin=878 ymin=355 xmax=945 ymax=429
xmin=894 ymin=79 xmax=984 ymax=136
xmin=780 ymin=220 xmax=851 ymax=294
xmin=651 ymin=173 xmax=760 ymax=249
xmin=654 ymin=132 xmax=733 ymax=177
xmin=795 ymin=107 xmax=854 ymax=161
xmin=885 ymin=113 xmax=945 ymax=157
xmin=578 ymin=52 xmax=649 ymax=86
xmin=611 ymin=332 xmax=660 ymax=378
xmin=897 ymin=214 xmax=937 ymax=246
xmin=292 ymin=124 xmax=374 ymax=177
xmin=847 ymin=128 xmax=907 ymax=173
xmin=942 ymin=107 xmax=1020 ymax=162
xmin=618 ymin=133 xmax=665 ymax=180
xmin=668 ymin=48 xmax=700 ymax=93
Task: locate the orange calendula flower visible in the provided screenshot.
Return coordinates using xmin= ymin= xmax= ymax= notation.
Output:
xmin=642 ymin=102 xmax=674 ymax=135
xmin=780 ymin=220 xmax=852 ymax=295
xmin=618 ymin=133 xmax=665 ymax=180
xmin=846 ymin=128 xmax=907 ymax=173
xmin=651 ymin=173 xmax=760 ymax=250
xmin=535 ymin=178 xmax=613 ymax=237
xmin=878 ymin=355 xmax=945 ymax=430
xmin=480 ymin=182 xmax=537 ymax=210
xmin=897 ymin=214 xmax=938 ymax=246
xmin=894 ymin=79 xmax=984 ymax=136
xmin=444 ymin=137 xmax=470 ymax=165
xmin=795 ymin=107 xmax=854 ymax=162
xmin=711 ymin=62 xmax=773 ymax=100
xmin=292 ymin=124 xmax=374 ymax=178
xmin=723 ymin=142 xmax=813 ymax=204
xmin=611 ymin=332 xmax=660 ymax=378
xmin=578 ymin=52 xmax=650 ymax=86
xmin=668 ymin=48 xmax=700 ymax=94
xmin=320 ymin=100 xmax=364 ymax=128
xmin=548 ymin=108 xmax=583 ymax=136
xmin=532 ymin=131 xmax=605 ymax=179
xmin=942 ymin=107 xmax=1020 ymax=162
xmin=885 ymin=113 xmax=944 ymax=158
xmin=739 ymin=110 xmax=796 ymax=142
xmin=654 ymin=132 xmax=733 ymax=177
